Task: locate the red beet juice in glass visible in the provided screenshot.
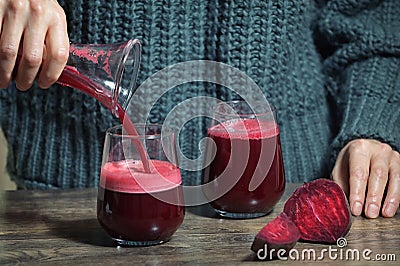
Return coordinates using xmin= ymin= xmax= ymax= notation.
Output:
xmin=97 ymin=159 xmax=185 ymax=245
xmin=202 ymin=118 xmax=285 ymax=218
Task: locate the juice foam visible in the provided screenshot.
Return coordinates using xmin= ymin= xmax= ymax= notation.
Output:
xmin=208 ymin=119 xmax=279 ymax=140
xmin=100 ymin=160 xmax=181 ymax=193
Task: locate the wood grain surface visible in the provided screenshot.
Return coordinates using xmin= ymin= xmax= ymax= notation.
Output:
xmin=0 ymin=183 xmax=398 ymax=265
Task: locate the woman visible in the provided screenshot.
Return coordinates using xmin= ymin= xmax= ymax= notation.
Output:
xmin=0 ymin=0 xmax=399 ymax=218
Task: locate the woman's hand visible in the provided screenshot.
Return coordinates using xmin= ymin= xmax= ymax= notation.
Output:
xmin=0 ymin=0 xmax=69 ymax=90
xmin=332 ymin=139 xmax=400 ymax=218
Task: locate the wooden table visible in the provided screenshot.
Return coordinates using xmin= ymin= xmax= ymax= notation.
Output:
xmin=0 ymin=183 xmax=398 ymax=265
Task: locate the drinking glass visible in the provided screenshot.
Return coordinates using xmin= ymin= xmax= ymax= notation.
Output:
xmin=202 ymin=100 xmax=285 ymax=218
xmin=97 ymin=124 xmax=185 ymax=246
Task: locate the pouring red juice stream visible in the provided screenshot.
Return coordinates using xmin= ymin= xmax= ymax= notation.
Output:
xmin=58 ymin=65 xmax=151 ymax=173
xmin=15 ymin=42 xmax=150 ymax=172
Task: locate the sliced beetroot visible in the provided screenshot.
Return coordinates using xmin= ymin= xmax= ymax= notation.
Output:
xmin=251 ymin=212 xmax=300 ymax=259
xmin=283 ymin=179 xmax=352 ymax=244
xmin=251 ymin=178 xmax=353 ymax=258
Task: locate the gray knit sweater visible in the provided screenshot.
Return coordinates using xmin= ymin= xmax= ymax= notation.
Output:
xmin=0 ymin=0 xmax=399 ymax=189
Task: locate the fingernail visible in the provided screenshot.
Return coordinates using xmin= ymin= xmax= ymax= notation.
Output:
xmin=367 ymin=203 xmax=380 ymax=218
xmin=352 ymin=201 xmax=363 ymax=216
xmin=384 ymin=202 xmax=397 ymax=217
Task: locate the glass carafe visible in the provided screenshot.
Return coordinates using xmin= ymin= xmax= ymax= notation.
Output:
xmin=57 ymin=39 xmax=141 ymax=117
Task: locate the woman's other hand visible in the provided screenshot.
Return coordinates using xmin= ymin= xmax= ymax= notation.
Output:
xmin=332 ymin=139 xmax=400 ymax=218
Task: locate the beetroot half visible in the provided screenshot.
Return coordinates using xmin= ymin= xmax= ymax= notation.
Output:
xmin=251 ymin=212 xmax=300 ymax=259
xmin=251 ymin=178 xmax=352 ymax=259
xmin=283 ymin=179 xmax=352 ymax=244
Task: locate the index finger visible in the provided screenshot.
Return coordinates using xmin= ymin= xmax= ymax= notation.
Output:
xmin=347 ymin=140 xmax=371 ymax=216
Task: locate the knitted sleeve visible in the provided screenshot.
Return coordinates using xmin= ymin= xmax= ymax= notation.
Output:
xmin=316 ymin=0 xmax=400 ymax=166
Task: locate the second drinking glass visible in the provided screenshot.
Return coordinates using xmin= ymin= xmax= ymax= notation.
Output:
xmin=202 ymin=100 xmax=285 ymax=219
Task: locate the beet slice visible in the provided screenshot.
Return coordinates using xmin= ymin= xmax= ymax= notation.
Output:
xmin=251 ymin=212 xmax=300 ymax=259
xmin=251 ymin=179 xmax=352 ymax=258
xmin=283 ymin=179 xmax=352 ymax=244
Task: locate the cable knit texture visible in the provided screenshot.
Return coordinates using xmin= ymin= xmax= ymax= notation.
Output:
xmin=0 ymin=0 xmax=399 ymax=189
